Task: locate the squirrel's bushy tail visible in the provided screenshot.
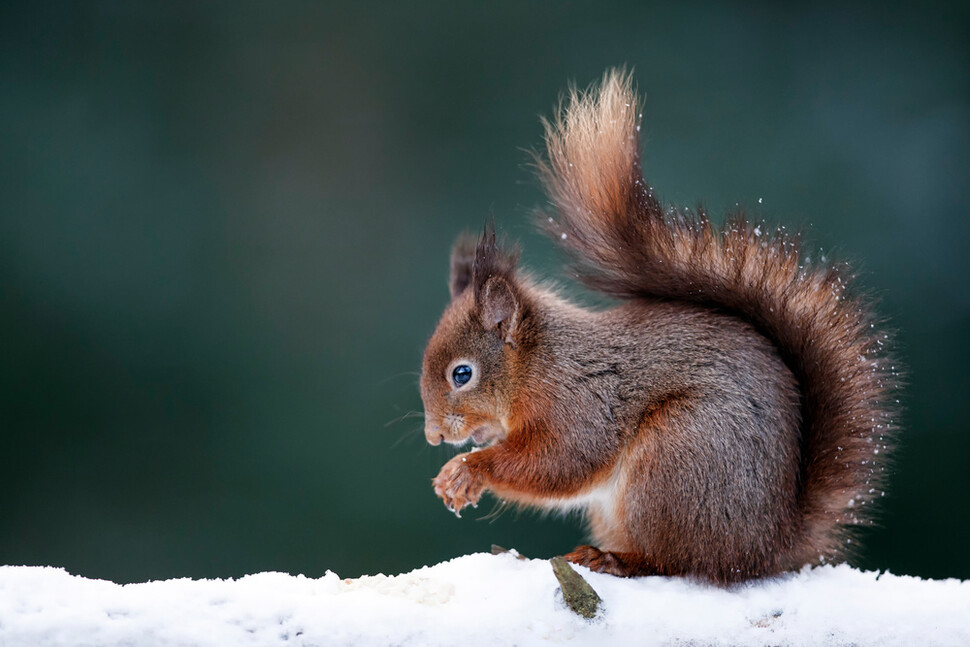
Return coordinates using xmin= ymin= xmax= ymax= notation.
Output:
xmin=535 ymin=69 xmax=898 ymax=565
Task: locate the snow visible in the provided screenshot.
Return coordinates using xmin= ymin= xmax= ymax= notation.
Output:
xmin=1 ymin=553 xmax=968 ymax=646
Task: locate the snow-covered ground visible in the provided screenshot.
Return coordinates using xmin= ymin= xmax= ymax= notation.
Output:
xmin=1 ymin=553 xmax=967 ymax=646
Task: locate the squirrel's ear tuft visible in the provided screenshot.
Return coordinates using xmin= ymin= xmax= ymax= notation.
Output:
xmin=449 ymin=233 xmax=478 ymax=299
xmin=472 ymin=223 xmax=519 ymax=290
xmin=472 ymin=224 xmax=522 ymax=344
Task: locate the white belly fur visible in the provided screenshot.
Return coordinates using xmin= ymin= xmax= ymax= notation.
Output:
xmin=540 ymin=461 xmax=625 ymax=535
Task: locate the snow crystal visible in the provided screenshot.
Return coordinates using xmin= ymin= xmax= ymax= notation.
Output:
xmin=0 ymin=555 xmax=967 ymax=646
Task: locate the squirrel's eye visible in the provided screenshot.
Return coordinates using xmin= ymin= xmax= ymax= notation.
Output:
xmin=452 ymin=364 xmax=473 ymax=387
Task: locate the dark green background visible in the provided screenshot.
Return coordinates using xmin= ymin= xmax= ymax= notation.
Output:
xmin=2 ymin=1 xmax=967 ymax=584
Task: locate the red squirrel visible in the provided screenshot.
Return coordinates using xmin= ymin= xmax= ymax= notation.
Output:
xmin=419 ymin=69 xmax=897 ymax=584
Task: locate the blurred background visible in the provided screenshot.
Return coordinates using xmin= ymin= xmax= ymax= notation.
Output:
xmin=1 ymin=1 xmax=967 ymax=584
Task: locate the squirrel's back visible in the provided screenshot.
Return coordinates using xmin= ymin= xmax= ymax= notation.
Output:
xmin=534 ymin=69 xmax=898 ymax=570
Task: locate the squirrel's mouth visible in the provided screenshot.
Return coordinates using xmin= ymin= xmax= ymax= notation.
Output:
xmin=426 ymin=414 xmax=507 ymax=447
xmin=443 ymin=421 xmax=506 ymax=449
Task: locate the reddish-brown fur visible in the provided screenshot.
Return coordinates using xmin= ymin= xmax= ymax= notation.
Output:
xmin=419 ymin=69 xmax=898 ymax=584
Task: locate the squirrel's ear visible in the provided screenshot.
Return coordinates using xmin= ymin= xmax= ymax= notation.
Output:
xmin=470 ymin=222 xmax=522 ymax=343
xmin=449 ymin=233 xmax=477 ymax=299
xmin=479 ymin=276 xmax=520 ymax=346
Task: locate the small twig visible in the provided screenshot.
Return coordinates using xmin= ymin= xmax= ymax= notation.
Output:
xmin=549 ymin=556 xmax=602 ymax=619
xmin=490 ymin=544 xmax=527 ymax=560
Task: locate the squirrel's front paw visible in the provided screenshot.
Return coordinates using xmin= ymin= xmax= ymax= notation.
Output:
xmin=432 ymin=453 xmax=485 ymax=517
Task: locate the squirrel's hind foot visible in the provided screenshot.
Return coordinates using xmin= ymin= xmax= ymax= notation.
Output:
xmin=563 ymin=545 xmax=662 ymax=578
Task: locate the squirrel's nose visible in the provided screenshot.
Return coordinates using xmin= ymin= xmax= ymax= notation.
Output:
xmin=425 ymin=423 xmax=445 ymax=446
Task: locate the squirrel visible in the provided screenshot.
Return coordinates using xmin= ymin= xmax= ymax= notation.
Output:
xmin=418 ymin=69 xmax=897 ymax=584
